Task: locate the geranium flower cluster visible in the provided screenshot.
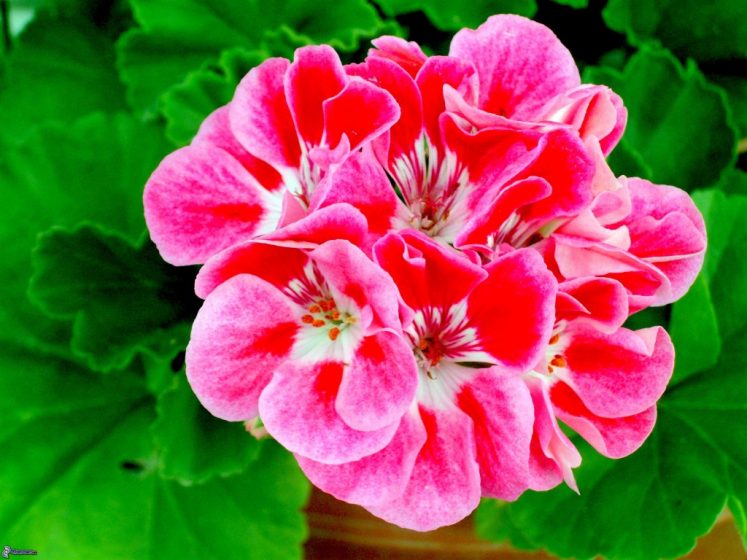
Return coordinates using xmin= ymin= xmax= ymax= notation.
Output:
xmin=144 ymin=15 xmax=705 ymax=531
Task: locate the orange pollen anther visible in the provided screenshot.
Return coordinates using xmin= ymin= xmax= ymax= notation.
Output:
xmin=549 ymin=334 xmax=560 ymax=345
xmin=331 ymin=310 xmax=341 ymax=321
xmin=309 ymin=304 xmax=321 ymax=314
xmin=320 ymin=299 xmax=335 ymax=312
xmin=301 ymin=315 xmax=314 ymax=324
xmin=328 ymin=327 xmax=340 ymax=341
xmin=550 ymin=355 xmax=567 ymax=368
xmin=312 ymin=319 xmax=325 ymax=328
xmin=547 ymin=365 xmax=555 ymax=374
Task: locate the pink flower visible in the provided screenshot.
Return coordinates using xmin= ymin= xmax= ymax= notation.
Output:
xmin=297 ymin=231 xmax=557 ymax=530
xmin=144 ymin=45 xmax=400 ymax=265
xmin=544 ymin=177 xmax=707 ymax=311
xmin=186 ymin=205 xmax=418 ymax=464
xmin=140 ymin=11 xmax=707 ymax=534
xmin=524 ymin=277 xmax=674 ymax=490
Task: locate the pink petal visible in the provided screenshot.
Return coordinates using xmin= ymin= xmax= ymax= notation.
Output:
xmin=310 ymin=240 xmax=403 ymax=332
xmin=551 ymin=235 xmax=670 ymax=311
xmin=467 ymin=249 xmax=557 ymax=372
xmin=193 ymin=105 xmax=283 ymax=192
xmin=297 ymin=408 xmax=426 ymax=506
xmin=369 ymin=36 xmax=428 ymax=78
xmin=285 ymin=45 xmax=346 ymax=148
xmin=186 ymin=274 xmax=297 ymax=421
xmin=449 ymin=15 xmax=580 ymax=119
xmin=456 ymin=177 xmax=551 ymax=250
xmin=230 ymin=57 xmax=301 ymax=170
xmin=623 ymin=178 xmax=707 ymax=304
xmin=195 ymin=204 xmax=367 ymax=299
xmin=563 ymin=324 xmax=674 ymax=418
xmin=550 ymin=381 xmax=657 ymax=459
xmin=336 ymin=331 xmax=418 ymax=432
xmin=347 ymin=58 xmax=423 ymax=166
xmin=457 ymin=372 xmax=533 ymax=500
xmin=374 ymin=230 xmax=486 ymax=312
xmin=557 ymin=277 xmax=629 ymax=333
xmin=526 ymin=378 xmax=581 ymax=492
xmin=365 ymin=405 xmax=481 ymax=531
xmin=415 ymin=55 xmax=477 ymax=146
xmin=323 ymin=77 xmax=400 ymax=152
xmin=510 ymin=128 xmax=595 ymax=227
xmin=259 ymin=360 xmax=399 ymax=464
xmin=539 ymin=85 xmax=627 ymax=155
xmin=311 ymin=150 xmax=404 ymax=248
xmin=144 ymin=143 xmax=278 ymax=266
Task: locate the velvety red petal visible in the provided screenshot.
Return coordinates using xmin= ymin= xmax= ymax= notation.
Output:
xmin=457 ymin=372 xmax=533 ymax=500
xmin=415 ymin=55 xmax=477 ymax=146
xmin=185 ymin=274 xmax=296 ymax=421
xmin=365 ymin=405 xmax=481 ymax=531
xmin=347 ymin=57 xmax=423 ymax=166
xmin=449 ymin=15 xmax=580 ymax=119
xmin=297 ymin=408 xmax=426 ymax=507
xmin=323 ymin=77 xmax=400 ymax=152
xmin=144 ymin=143 xmax=279 ymax=266
xmin=467 ymin=249 xmax=556 ymax=372
xmin=374 ymin=230 xmax=486 ymax=312
xmin=557 ymin=277 xmax=629 ymax=333
xmin=285 ymin=45 xmax=346 ymax=149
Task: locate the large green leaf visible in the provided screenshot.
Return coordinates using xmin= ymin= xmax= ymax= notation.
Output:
xmin=476 ymin=189 xmax=747 ymax=559
xmin=162 ymin=47 xmax=267 ymax=146
xmin=375 ymin=0 xmax=536 ymax=31
xmin=0 ymin=14 xmax=126 ymax=143
xmin=603 ymin=0 xmax=747 ymax=62
xmin=152 ymin=372 xmax=261 ymax=485
xmin=117 ymin=0 xmax=385 ymax=116
xmin=28 ymin=226 xmax=198 ymax=372
xmin=586 ymin=47 xmax=738 ymax=190
xmin=1 ymin=343 xmax=310 ymax=559
xmin=0 ymin=112 xmax=171 ymax=355
xmin=709 ymin=76 xmax=747 ymax=139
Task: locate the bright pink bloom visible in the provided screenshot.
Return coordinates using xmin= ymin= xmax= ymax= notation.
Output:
xmin=545 ymin=177 xmax=707 ymax=310
xmin=144 ymin=45 xmax=399 ymax=265
xmin=524 ymin=277 xmax=674 ymax=490
xmin=186 ymin=205 xmax=418 ymax=464
xmin=298 ymin=231 xmax=557 ymax=530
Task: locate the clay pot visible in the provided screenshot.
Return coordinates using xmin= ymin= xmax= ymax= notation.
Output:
xmin=304 ymin=489 xmax=745 ymax=559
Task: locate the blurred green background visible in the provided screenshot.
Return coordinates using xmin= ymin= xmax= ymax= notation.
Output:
xmin=1 ymin=0 xmax=746 ymax=558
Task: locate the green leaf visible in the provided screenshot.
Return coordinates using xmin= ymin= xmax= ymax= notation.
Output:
xmin=476 ymin=189 xmax=747 ymax=560
xmin=710 ymin=76 xmax=747 ymax=138
xmin=0 ymin=112 xmax=171 ymax=355
xmin=606 ymin=138 xmax=652 ymax=179
xmin=2 ymin=343 xmax=311 ymax=559
xmin=28 ymin=225 xmax=199 ymax=372
xmin=0 ymin=14 xmax=126 ymax=143
xmin=375 ymin=0 xmax=537 ymax=31
xmin=152 ymin=373 xmax=261 ymax=485
xmin=117 ymin=0 xmax=385 ymax=116
xmin=550 ymin=0 xmax=588 ymax=8
xmin=162 ymin=47 xmax=267 ymax=146
xmin=603 ymin=0 xmax=747 ymax=62
xmin=585 ymin=47 xmax=738 ymax=190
